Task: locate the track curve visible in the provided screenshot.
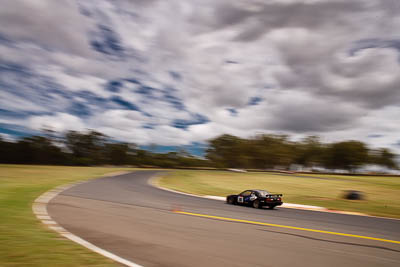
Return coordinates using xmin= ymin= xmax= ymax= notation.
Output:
xmin=48 ymin=171 xmax=400 ymax=267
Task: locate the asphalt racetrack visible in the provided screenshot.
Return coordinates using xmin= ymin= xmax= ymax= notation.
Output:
xmin=48 ymin=171 xmax=400 ymax=267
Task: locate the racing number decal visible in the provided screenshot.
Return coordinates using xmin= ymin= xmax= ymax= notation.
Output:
xmin=238 ymin=196 xmax=244 ymax=203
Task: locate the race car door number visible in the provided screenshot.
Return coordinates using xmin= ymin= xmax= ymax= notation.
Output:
xmin=238 ymin=196 xmax=244 ymax=203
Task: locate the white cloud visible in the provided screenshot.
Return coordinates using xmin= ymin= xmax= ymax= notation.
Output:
xmin=0 ymin=0 xmax=95 ymax=56
xmin=28 ymin=113 xmax=85 ymax=132
xmin=0 ymin=133 xmax=15 ymax=142
xmin=39 ymin=66 xmax=110 ymax=97
xmin=0 ymin=91 xmax=47 ymax=113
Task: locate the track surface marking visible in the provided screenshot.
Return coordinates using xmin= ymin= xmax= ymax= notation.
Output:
xmin=48 ymin=171 xmax=400 ymax=267
xmin=174 ymin=211 xmax=400 ymax=244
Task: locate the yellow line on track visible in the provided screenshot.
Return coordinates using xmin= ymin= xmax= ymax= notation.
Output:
xmin=174 ymin=211 xmax=400 ymax=245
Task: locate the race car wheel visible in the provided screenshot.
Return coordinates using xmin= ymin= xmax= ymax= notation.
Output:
xmin=227 ymin=197 xmax=235 ymax=205
xmin=253 ymin=200 xmax=261 ymax=209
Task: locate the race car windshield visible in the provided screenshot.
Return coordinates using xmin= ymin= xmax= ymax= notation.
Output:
xmin=256 ymin=190 xmax=270 ymax=197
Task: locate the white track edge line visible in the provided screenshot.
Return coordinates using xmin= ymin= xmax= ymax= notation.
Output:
xmin=147 ymin=174 xmax=328 ymax=209
xmin=149 ymin=174 xmax=400 ymax=221
xmin=32 ymin=171 xmax=143 ymax=267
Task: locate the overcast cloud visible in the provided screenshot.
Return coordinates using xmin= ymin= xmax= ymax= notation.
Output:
xmin=0 ymin=0 xmax=399 ymax=154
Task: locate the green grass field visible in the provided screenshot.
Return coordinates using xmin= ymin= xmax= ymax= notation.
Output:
xmin=158 ymin=170 xmax=400 ymax=219
xmin=0 ymin=164 xmax=135 ymax=267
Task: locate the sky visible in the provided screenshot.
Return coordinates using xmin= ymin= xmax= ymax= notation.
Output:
xmin=0 ymin=0 xmax=399 ymax=155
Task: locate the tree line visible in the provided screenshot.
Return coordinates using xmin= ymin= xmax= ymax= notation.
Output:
xmin=0 ymin=130 xmax=207 ymax=168
xmin=206 ymin=134 xmax=398 ymax=172
xmin=0 ymin=130 xmax=397 ymax=172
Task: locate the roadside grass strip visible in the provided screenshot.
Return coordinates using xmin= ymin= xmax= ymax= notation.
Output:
xmin=159 ymin=170 xmax=400 ymax=219
xmin=0 ymin=165 xmax=135 ymax=267
xmin=174 ymin=210 xmax=400 ymax=245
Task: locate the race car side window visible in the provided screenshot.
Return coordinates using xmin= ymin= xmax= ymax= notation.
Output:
xmin=241 ymin=190 xmax=252 ymax=196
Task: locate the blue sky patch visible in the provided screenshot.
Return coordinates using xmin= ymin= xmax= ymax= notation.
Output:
xmin=368 ymin=134 xmax=383 ymax=138
xmin=90 ymin=24 xmax=124 ymax=56
xmin=350 ymin=39 xmax=400 ymax=61
xmin=0 ymin=33 xmax=13 ymax=46
xmin=169 ymin=71 xmax=182 ymax=81
xmin=136 ymin=85 xmax=156 ymax=96
xmin=0 ymin=109 xmax=27 ymax=119
xmin=248 ymin=96 xmax=262 ymax=105
xmin=68 ymin=102 xmax=91 ymax=117
xmin=140 ymin=142 xmax=207 ymax=157
xmin=0 ymin=123 xmax=37 ymax=138
xmin=76 ymin=91 xmax=108 ymax=105
xmin=47 ymin=88 xmax=74 ymax=100
xmin=142 ymin=123 xmax=155 ymax=129
xmin=77 ymin=3 xmax=92 ymax=17
xmin=227 ymin=108 xmax=238 ymax=116
xmin=106 ymin=80 xmax=123 ymax=93
xmin=225 ymin=60 xmax=239 ymax=64
xmin=125 ymin=78 xmax=142 ymax=85
xmin=171 ymin=114 xmax=209 ymax=130
xmin=110 ymin=96 xmax=140 ymax=111
xmin=0 ymin=61 xmax=31 ymax=77
xmin=164 ymin=93 xmax=185 ymax=110
xmin=0 ymin=109 xmax=51 ymax=119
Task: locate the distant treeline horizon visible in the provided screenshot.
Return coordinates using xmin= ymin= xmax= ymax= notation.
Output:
xmin=0 ymin=130 xmax=398 ymax=172
xmin=206 ymin=134 xmax=398 ymax=172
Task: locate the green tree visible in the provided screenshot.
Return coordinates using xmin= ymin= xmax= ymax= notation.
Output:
xmin=104 ymin=143 xmax=131 ymax=165
xmin=294 ymin=136 xmax=324 ymax=167
xmin=371 ymin=148 xmax=398 ymax=169
xmin=65 ymin=130 xmax=107 ymax=165
xmin=324 ymin=141 xmax=369 ymax=172
xmin=206 ymin=134 xmax=247 ymax=168
xmin=248 ymin=135 xmax=294 ymax=169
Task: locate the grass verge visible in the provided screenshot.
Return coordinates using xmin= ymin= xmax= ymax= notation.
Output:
xmin=158 ymin=170 xmax=400 ymax=219
xmin=0 ymin=164 xmax=135 ymax=267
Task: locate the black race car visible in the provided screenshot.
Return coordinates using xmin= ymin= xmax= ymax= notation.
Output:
xmin=226 ymin=189 xmax=283 ymax=209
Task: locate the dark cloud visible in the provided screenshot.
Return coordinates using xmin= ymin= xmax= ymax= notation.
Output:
xmin=275 ymin=40 xmax=400 ymax=109
xmin=269 ymin=100 xmax=362 ymax=132
xmin=231 ymin=1 xmax=364 ymax=41
xmin=214 ymin=4 xmax=253 ymax=27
